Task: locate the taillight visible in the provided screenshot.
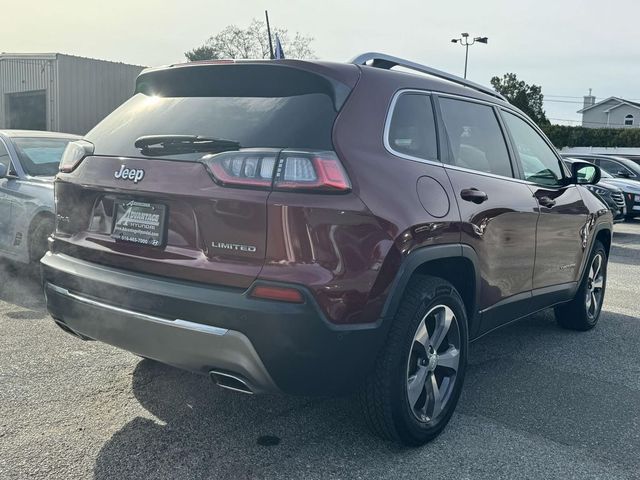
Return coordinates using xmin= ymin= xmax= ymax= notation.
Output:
xmin=274 ymin=151 xmax=351 ymax=192
xmin=202 ymin=150 xmax=277 ymax=188
xmin=59 ymin=140 xmax=94 ymax=173
xmin=201 ymin=149 xmax=351 ymax=192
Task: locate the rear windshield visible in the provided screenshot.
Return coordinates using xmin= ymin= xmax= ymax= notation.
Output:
xmin=12 ymin=137 xmax=73 ymax=176
xmin=86 ymin=64 xmax=349 ymax=160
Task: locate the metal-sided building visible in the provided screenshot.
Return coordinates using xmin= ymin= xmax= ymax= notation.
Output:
xmin=0 ymin=53 xmax=144 ymax=135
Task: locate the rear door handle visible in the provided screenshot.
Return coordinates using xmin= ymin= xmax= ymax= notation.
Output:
xmin=460 ymin=188 xmax=488 ymax=204
xmin=538 ymin=196 xmax=556 ymax=208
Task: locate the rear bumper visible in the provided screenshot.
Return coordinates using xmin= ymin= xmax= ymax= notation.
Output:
xmin=41 ymin=252 xmax=387 ymax=395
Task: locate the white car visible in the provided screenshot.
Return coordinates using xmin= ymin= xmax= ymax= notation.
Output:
xmin=0 ymin=130 xmax=79 ymax=264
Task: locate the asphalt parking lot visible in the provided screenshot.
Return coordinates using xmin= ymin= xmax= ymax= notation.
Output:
xmin=1 ymin=225 xmax=639 ymax=480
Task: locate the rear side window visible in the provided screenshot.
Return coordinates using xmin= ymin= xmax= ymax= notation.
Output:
xmin=386 ymin=93 xmax=438 ymax=161
xmin=439 ymin=98 xmax=513 ymax=178
xmin=501 ymin=111 xmax=564 ymax=186
xmin=86 ymin=65 xmax=350 ymax=160
xmin=599 ymin=159 xmax=636 ymax=178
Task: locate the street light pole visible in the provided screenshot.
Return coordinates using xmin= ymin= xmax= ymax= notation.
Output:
xmin=464 ymin=42 xmax=469 ymax=79
xmin=451 ymin=33 xmax=488 ymax=79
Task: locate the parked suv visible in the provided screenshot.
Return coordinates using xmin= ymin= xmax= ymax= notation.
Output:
xmin=42 ymin=53 xmax=613 ymax=445
xmin=562 ymin=157 xmax=625 ymax=222
xmin=561 ymin=153 xmax=640 ymax=218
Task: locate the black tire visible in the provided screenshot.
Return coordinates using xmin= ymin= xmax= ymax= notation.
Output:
xmin=359 ymin=275 xmax=468 ymax=445
xmin=29 ymin=217 xmax=54 ymax=264
xmin=555 ymin=240 xmax=607 ymax=331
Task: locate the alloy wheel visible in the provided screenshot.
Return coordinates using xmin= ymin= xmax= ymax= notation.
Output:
xmin=586 ymin=252 xmax=605 ymax=318
xmin=406 ymin=304 xmax=461 ymax=423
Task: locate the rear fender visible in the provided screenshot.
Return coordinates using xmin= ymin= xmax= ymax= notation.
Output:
xmin=381 ymin=244 xmax=481 ymax=338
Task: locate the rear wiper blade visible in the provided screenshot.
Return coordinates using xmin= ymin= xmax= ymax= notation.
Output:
xmin=134 ymin=135 xmax=241 ymax=156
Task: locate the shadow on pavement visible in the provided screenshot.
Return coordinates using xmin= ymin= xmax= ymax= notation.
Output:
xmin=93 ymin=359 xmax=381 ymax=479
xmin=92 ymin=310 xmax=640 ymax=479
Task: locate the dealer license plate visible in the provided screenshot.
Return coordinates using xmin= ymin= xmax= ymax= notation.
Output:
xmin=111 ymin=200 xmax=166 ymax=246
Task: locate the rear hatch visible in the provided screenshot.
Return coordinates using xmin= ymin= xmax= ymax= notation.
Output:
xmin=53 ymin=62 xmax=358 ymax=288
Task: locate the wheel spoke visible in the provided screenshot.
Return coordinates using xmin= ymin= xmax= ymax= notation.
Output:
xmin=407 ymin=366 xmax=428 ymax=408
xmin=437 ymin=347 xmax=460 ymax=372
xmin=591 ymin=292 xmax=598 ymax=312
xmin=430 ymin=307 xmax=453 ymax=350
xmin=586 ymin=291 xmax=592 ymax=309
xmin=593 ymin=277 xmax=604 ymax=289
xmin=426 ymin=372 xmax=442 ymax=418
xmin=592 ymin=255 xmax=602 ymax=280
xmin=413 ymin=319 xmax=430 ymax=349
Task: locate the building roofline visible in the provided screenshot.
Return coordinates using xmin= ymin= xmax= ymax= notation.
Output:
xmin=603 ymin=101 xmax=640 ymax=113
xmin=577 ymin=96 xmax=626 ymax=113
xmin=0 ymin=52 xmax=146 ymax=68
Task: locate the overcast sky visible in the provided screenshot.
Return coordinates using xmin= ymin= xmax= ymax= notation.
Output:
xmin=3 ymin=0 xmax=640 ymax=124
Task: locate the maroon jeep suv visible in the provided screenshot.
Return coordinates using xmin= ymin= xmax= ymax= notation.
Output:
xmin=42 ymin=53 xmax=612 ymax=445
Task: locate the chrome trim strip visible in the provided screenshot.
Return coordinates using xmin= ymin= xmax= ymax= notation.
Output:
xmin=443 ymin=163 xmax=532 ymax=184
xmin=383 ymin=89 xmax=444 ymax=167
xmin=47 ymin=283 xmax=228 ymax=336
xmin=382 ymin=89 xmax=568 ymax=188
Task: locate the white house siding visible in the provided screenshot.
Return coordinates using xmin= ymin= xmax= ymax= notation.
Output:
xmin=582 ymin=100 xmax=640 ymax=129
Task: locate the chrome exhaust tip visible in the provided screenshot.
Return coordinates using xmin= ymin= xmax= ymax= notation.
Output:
xmin=209 ymin=370 xmax=254 ymax=395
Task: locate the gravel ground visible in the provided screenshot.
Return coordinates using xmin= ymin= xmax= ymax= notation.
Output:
xmin=1 ymin=224 xmax=639 ymax=479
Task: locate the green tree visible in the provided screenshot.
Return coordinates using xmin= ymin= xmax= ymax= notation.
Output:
xmin=184 ymin=45 xmax=219 ymax=61
xmin=490 ymin=73 xmax=549 ymax=126
xmin=185 ymin=19 xmax=315 ymax=61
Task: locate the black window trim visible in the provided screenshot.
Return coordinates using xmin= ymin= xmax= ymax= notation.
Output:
xmin=0 ymin=136 xmax=20 ymax=179
xmin=383 ymin=89 xmax=441 ymax=164
xmin=498 ymin=107 xmax=570 ymax=188
xmin=434 ymin=93 xmax=519 ymax=180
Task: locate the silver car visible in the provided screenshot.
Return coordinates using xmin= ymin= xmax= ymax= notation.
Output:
xmin=0 ymin=130 xmax=80 ymax=264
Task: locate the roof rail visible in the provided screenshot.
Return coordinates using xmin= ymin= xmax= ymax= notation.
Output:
xmin=350 ymin=52 xmax=507 ymax=102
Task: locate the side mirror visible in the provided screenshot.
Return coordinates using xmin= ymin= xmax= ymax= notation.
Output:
xmin=617 ymin=170 xmax=631 ymax=178
xmin=571 ymin=161 xmax=601 ymax=185
xmin=0 ymin=163 xmax=7 ymax=178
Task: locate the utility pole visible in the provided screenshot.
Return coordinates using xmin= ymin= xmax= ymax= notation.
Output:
xmin=451 ymin=33 xmax=488 ymax=79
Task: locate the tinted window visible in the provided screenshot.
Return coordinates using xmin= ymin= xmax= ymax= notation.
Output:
xmin=502 ymin=111 xmax=563 ymax=186
xmin=387 ymin=93 xmax=437 ymax=160
xmin=0 ymin=141 xmax=9 ymax=172
xmin=599 ymin=159 xmax=635 ymax=177
xmin=87 ymin=65 xmax=350 ymax=161
xmin=439 ymin=98 xmax=513 ymax=177
xmin=87 ymin=93 xmax=337 ymax=160
xmin=12 ymin=137 xmax=73 ymax=176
